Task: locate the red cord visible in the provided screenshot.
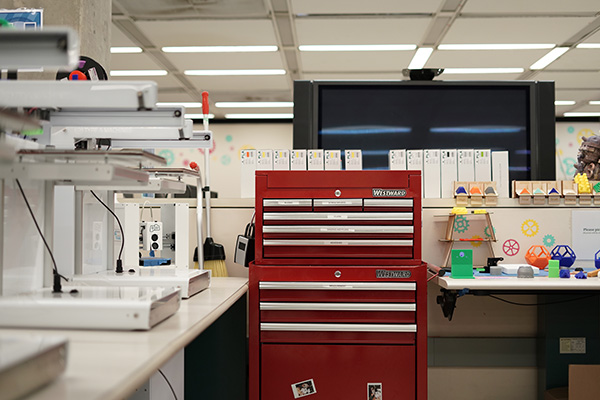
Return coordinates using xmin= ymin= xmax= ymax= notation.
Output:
xmin=427 ymin=271 xmax=440 ymax=282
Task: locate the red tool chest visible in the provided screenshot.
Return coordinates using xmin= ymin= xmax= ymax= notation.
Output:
xmin=250 ymin=171 xmax=426 ymax=400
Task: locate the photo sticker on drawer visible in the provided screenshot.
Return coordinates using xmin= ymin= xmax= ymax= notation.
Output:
xmin=368 ymin=383 xmax=382 ymax=400
xmin=292 ymin=379 xmax=316 ymax=398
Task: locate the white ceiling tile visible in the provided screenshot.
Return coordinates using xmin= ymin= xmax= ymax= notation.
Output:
xmin=135 ymin=20 xmax=278 ymax=47
xmin=111 ymin=23 xmax=138 ymax=46
xmin=156 ymin=93 xmax=197 ymax=103
xmin=109 ymin=53 xmax=163 ymax=70
xmin=427 ymin=49 xmax=549 ymax=68
xmin=291 ymin=0 xmax=443 ymax=14
xmin=438 ymin=74 xmax=523 ymax=81
xmin=164 ymin=52 xmax=284 ymax=71
xmin=443 ymin=17 xmax=595 ymax=44
xmin=535 ymin=71 xmax=600 ymax=89
xmin=462 ymin=0 xmax=600 ymax=14
xmin=109 ymin=74 xmax=184 ymax=88
xmin=296 ymin=18 xmax=430 ymax=45
xmin=582 ymin=29 xmax=600 ymax=43
xmin=186 ymin=75 xmax=291 ymax=93
xmin=555 ymin=90 xmax=600 ymax=103
xmin=303 ymin=72 xmax=409 ymax=80
xmin=301 ymin=51 xmax=415 ymax=72
xmin=549 ymin=48 xmax=600 ymax=70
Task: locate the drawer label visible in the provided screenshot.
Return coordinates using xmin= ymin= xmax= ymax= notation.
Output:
xmin=375 ymin=270 xmax=411 ymax=279
xmin=372 ymin=188 xmax=407 ymax=197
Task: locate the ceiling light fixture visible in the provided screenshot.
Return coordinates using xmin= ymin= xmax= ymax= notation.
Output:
xmin=215 ymin=102 xmax=293 ymax=108
xmin=589 ymin=101 xmax=600 ymax=105
xmin=438 ymin=44 xmax=555 ymax=50
xmin=184 ymin=113 xmax=215 ymax=119
xmin=563 ymin=112 xmax=600 ymax=117
xmin=530 ymin=47 xmax=569 ymax=70
xmin=109 ymin=70 xmax=167 ymax=76
xmin=298 ymin=44 xmax=416 ymax=52
xmin=576 ymin=43 xmax=600 ymax=49
xmin=110 ymin=47 xmax=143 ymax=53
xmin=157 ymin=102 xmax=202 ymax=108
xmin=162 ymin=45 xmax=278 ymax=53
xmin=555 ymin=101 xmax=576 ymax=106
xmin=443 ymin=68 xmax=524 ymax=74
xmin=407 ymin=48 xmax=433 ymax=70
xmin=184 ymin=69 xmax=286 ymax=76
xmin=224 ymin=113 xmax=293 ymax=119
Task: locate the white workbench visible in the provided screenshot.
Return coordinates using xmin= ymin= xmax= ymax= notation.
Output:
xmin=432 ymin=274 xmax=600 ymax=291
xmin=0 ymin=277 xmax=248 ymax=400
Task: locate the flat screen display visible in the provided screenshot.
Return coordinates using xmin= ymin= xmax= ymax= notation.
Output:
xmin=317 ymin=84 xmax=531 ymax=181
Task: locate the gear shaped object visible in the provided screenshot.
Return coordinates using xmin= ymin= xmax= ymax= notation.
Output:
xmin=521 ymin=219 xmax=539 ymax=237
xmin=470 ymin=235 xmax=483 ymax=248
xmin=503 ymin=239 xmax=520 ymax=256
xmin=484 ymin=226 xmax=496 ymax=238
xmin=453 ymin=215 xmax=470 ymax=233
xmin=543 ymin=234 xmax=556 ymax=248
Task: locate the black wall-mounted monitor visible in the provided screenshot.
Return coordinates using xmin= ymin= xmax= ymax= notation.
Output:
xmin=293 ymin=80 xmax=556 ymax=181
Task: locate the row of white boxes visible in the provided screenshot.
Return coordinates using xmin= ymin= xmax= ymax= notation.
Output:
xmin=240 ymin=148 xmax=509 ymax=199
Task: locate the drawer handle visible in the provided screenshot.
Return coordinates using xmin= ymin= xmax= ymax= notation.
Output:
xmin=259 ymin=282 xmax=416 ymax=291
xmin=260 ymin=302 xmax=416 ymax=311
xmin=261 ymin=323 xmax=417 ymax=333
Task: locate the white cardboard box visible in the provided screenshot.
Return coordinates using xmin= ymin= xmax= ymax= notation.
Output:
xmin=256 ymin=149 xmax=273 ymax=170
xmin=407 ymin=150 xmax=424 ymax=191
xmin=492 ymin=150 xmax=510 ymax=198
xmin=457 ymin=149 xmax=475 ymax=182
xmin=345 ymin=149 xmax=363 ymax=170
xmin=240 ymin=149 xmax=256 ymax=198
xmin=273 ymin=149 xmax=290 ymax=170
xmin=389 ymin=149 xmax=407 ymax=170
xmin=423 ymin=149 xmax=441 ymax=198
xmin=307 ymin=149 xmax=324 ymax=170
xmin=290 ymin=149 xmax=307 ymax=170
xmin=324 ymin=150 xmax=341 ymax=170
xmin=441 ymin=149 xmax=458 ymax=199
xmin=474 ymin=149 xmax=492 ymax=181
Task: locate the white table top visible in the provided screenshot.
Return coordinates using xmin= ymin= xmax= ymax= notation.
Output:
xmin=433 ymin=274 xmax=600 ymax=291
xmin=0 ymin=277 xmax=248 ymax=400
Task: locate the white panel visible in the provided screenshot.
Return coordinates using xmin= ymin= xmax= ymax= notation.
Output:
xmin=443 ymin=17 xmax=595 ymax=43
xmin=427 ymin=49 xmax=549 ymax=68
xmin=109 ymin=74 xmax=183 ymax=88
xmin=535 ymin=71 xmax=600 ymax=89
xmin=301 ymin=51 xmax=416 ymax=72
xmin=2 ymin=180 xmax=45 ymax=295
xmin=462 ymin=0 xmax=600 ymax=13
xmin=110 ymin=53 xmax=164 ymax=70
xmin=185 ymin=75 xmax=290 ymax=92
xmin=439 ymin=73 xmax=523 ymax=81
xmin=54 ymin=186 xmax=75 ymax=277
xmin=296 ymin=18 xmax=430 ymax=45
xmin=165 ymin=52 xmax=284 ymax=71
xmin=136 ymin=20 xmax=278 ymax=46
xmin=303 ymin=72 xmax=410 ymax=79
xmin=548 ymin=48 xmax=600 ymax=70
xmin=82 ymin=192 xmax=109 ymax=275
xmin=291 ymin=0 xmax=443 ymax=14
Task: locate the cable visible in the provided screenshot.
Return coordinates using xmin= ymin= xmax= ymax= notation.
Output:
xmin=158 ymin=369 xmax=178 ymax=400
xmin=487 ymin=293 xmax=598 ymax=306
xmin=89 ymin=190 xmax=125 ymax=272
xmin=427 ymin=271 xmax=440 ymax=282
xmin=140 ymin=200 xmax=154 ymax=220
xmin=15 ymin=179 xmax=67 ymax=291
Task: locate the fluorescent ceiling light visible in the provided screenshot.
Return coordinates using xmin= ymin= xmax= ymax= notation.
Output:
xmin=555 ymin=101 xmax=576 ymax=106
xmin=530 ymin=47 xmax=569 ymax=70
xmin=184 ymin=113 xmax=214 ymax=119
xmin=589 ymin=101 xmax=600 ymax=105
xmin=162 ymin=45 xmax=278 ymax=53
xmin=298 ymin=44 xmax=416 ymax=52
xmin=110 ymin=70 xmax=167 ymax=76
xmin=563 ymin=112 xmax=600 ymax=117
xmin=110 ymin=46 xmax=143 ymax=53
xmin=443 ymin=68 xmax=524 ymax=74
xmin=225 ymin=113 xmax=293 ymax=119
xmin=408 ymin=48 xmax=433 ymax=70
xmin=576 ymin=43 xmax=600 ymax=49
xmin=157 ymin=102 xmax=202 ymax=108
xmin=438 ymin=44 xmax=555 ymax=50
xmin=184 ymin=69 xmax=285 ymax=76
xmin=215 ymin=102 xmax=293 ymax=108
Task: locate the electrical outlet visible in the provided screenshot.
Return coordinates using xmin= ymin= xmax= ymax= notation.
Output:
xmin=141 ymin=221 xmax=163 ymax=251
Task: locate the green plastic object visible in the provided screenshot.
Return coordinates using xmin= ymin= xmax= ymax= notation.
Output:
xmin=451 ymin=249 xmax=474 ymax=279
xmin=548 ymin=259 xmax=560 ymax=278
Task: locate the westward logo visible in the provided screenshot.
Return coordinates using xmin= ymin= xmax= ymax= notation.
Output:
xmin=376 ymin=270 xmax=411 ymax=279
xmin=372 ymin=188 xmax=407 ymax=197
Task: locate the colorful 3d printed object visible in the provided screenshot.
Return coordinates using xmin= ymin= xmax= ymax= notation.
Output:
xmin=575 ymin=271 xmax=587 ymax=279
xmin=519 ymin=188 xmax=531 ymax=195
xmin=550 ymin=245 xmax=577 ymax=268
xmin=574 ymin=173 xmax=592 ymax=193
xmin=451 ymin=249 xmax=474 ymax=279
xmin=525 ymin=245 xmax=551 ymax=269
xmin=533 ymin=188 xmax=545 ymax=195
xmin=455 ymin=186 xmax=467 ymax=195
xmin=484 ymin=186 xmax=497 ymax=195
xmin=548 ymin=260 xmax=560 ymax=278
xmin=596 ymin=249 xmax=600 ymax=269
xmin=451 ymin=207 xmax=467 ymax=214
xmin=559 ymin=268 xmax=571 ymax=279
xmin=470 ymin=187 xmax=482 ymax=195
xmin=548 ymin=187 xmax=560 ymax=195
xmin=594 ymin=182 xmax=600 ymax=194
